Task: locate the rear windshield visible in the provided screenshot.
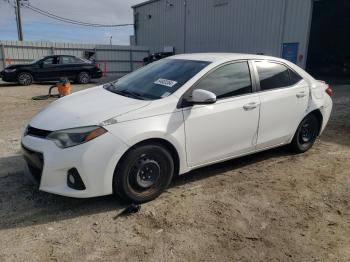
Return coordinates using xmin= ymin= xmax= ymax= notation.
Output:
xmin=104 ymin=59 xmax=210 ymax=100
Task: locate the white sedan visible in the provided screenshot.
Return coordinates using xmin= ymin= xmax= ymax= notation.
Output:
xmin=21 ymin=53 xmax=333 ymax=203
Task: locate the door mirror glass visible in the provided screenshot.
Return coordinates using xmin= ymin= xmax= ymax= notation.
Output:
xmin=191 ymin=89 xmax=217 ymax=104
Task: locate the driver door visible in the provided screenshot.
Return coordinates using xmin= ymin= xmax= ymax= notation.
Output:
xmin=182 ymin=61 xmax=260 ymax=167
xmin=35 ymin=56 xmax=60 ymax=80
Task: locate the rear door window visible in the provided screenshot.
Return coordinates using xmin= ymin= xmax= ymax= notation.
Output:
xmin=255 ymin=61 xmax=291 ymax=91
xmin=60 ymin=56 xmax=77 ymax=64
xmin=289 ymin=69 xmax=303 ymax=85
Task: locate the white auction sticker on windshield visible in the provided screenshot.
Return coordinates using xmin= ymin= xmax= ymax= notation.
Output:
xmin=154 ymin=78 xmax=178 ymax=88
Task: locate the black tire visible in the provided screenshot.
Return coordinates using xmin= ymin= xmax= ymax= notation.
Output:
xmin=17 ymin=72 xmax=33 ymax=86
xmin=113 ymin=144 xmax=174 ymax=203
xmin=289 ymin=114 xmax=320 ymax=153
xmin=77 ymin=71 xmax=90 ymax=84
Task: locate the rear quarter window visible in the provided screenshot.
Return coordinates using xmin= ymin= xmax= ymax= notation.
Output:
xmin=289 ymin=69 xmax=303 ymax=85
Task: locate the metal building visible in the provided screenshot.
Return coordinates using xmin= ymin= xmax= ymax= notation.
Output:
xmin=132 ymin=0 xmax=350 ymax=75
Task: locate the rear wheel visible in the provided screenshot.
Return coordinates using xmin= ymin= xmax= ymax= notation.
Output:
xmin=77 ymin=71 xmax=90 ymax=84
xmin=113 ymin=144 xmax=174 ymax=203
xmin=289 ymin=114 xmax=320 ymax=153
xmin=17 ymin=72 xmax=33 ymax=86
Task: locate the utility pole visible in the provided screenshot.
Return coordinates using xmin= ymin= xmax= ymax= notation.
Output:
xmin=15 ymin=0 xmax=23 ymax=40
xmin=13 ymin=1 xmax=20 ymax=39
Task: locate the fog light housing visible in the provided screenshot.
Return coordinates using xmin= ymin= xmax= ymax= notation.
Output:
xmin=67 ymin=168 xmax=86 ymax=190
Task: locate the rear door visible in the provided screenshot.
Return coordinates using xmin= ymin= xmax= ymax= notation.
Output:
xmin=59 ymin=56 xmax=82 ymax=79
xmin=253 ymin=60 xmax=309 ymax=149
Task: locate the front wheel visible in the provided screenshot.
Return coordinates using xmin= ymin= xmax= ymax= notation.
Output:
xmin=17 ymin=72 xmax=33 ymax=86
xmin=289 ymin=114 xmax=320 ymax=153
xmin=113 ymin=144 xmax=174 ymax=203
xmin=77 ymin=71 xmax=90 ymax=84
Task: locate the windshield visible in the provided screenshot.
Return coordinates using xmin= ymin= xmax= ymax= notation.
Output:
xmin=30 ymin=57 xmax=44 ymax=64
xmin=104 ymin=59 xmax=210 ymax=100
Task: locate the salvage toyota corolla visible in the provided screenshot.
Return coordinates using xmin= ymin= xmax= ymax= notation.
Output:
xmin=21 ymin=53 xmax=333 ymax=203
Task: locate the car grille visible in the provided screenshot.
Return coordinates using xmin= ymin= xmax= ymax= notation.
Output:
xmin=26 ymin=125 xmax=52 ymax=138
xmin=21 ymin=144 xmax=44 ymax=184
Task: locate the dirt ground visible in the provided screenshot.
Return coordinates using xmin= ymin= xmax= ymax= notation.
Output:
xmin=0 ymin=80 xmax=349 ymax=262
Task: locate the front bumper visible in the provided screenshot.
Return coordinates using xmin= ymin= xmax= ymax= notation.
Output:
xmin=0 ymin=71 xmax=17 ymax=82
xmin=21 ymin=132 xmax=129 ymax=198
xmin=22 ymin=144 xmax=44 ymax=184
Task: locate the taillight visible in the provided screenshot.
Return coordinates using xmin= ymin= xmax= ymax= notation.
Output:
xmin=325 ymin=85 xmax=333 ymax=97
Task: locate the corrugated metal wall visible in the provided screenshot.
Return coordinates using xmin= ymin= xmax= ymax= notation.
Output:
xmin=185 ymin=0 xmax=285 ymax=56
xmin=134 ymin=0 xmax=313 ymax=68
xmin=0 ymin=40 xmax=150 ymax=76
xmin=134 ymin=0 xmax=185 ymax=53
xmin=282 ymin=0 xmax=313 ymax=68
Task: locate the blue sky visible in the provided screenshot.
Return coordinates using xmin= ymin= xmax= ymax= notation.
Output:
xmin=0 ymin=0 xmax=142 ymax=45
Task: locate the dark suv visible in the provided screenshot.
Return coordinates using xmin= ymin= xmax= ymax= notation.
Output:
xmin=0 ymin=55 xmax=103 ymax=85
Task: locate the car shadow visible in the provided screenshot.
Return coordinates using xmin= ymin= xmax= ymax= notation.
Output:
xmin=0 ymin=146 xmax=293 ymax=231
xmin=0 ymin=82 xmax=18 ymax=88
xmin=171 ymin=146 xmax=294 ymax=188
xmin=0 ymin=155 xmax=129 ymax=230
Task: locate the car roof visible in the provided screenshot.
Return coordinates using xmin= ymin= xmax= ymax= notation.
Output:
xmin=45 ymin=55 xmax=76 ymax=58
xmin=169 ymin=53 xmax=287 ymax=63
xmin=169 ymin=52 xmax=315 ymax=82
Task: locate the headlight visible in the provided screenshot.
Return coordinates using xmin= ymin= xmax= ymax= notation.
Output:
xmin=47 ymin=126 xmax=107 ymax=148
xmin=4 ymin=68 xmax=17 ymax=73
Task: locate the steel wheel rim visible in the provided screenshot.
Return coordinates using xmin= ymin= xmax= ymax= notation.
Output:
xmin=128 ymin=153 xmax=162 ymax=192
xmin=299 ymin=120 xmax=317 ymax=144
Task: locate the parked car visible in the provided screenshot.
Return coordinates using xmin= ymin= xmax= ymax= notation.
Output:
xmin=143 ymin=52 xmax=174 ymax=65
xmin=0 ymin=55 xmax=103 ymax=86
xmin=21 ymin=53 xmax=333 ymax=203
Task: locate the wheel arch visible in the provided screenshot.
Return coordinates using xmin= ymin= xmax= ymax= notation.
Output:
xmin=309 ymin=109 xmax=323 ymax=135
xmin=78 ymin=70 xmax=90 ymax=75
xmin=113 ymin=138 xmax=181 ymax=188
xmin=289 ymin=108 xmax=324 ymax=144
xmin=16 ymin=69 xmax=34 ymax=77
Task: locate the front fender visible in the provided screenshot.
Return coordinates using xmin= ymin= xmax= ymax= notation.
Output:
xmin=105 ymin=112 xmax=189 ymax=174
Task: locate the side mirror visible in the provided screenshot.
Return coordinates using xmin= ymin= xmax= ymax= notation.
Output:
xmin=38 ymin=61 xmax=44 ymax=68
xmin=190 ymin=89 xmax=217 ymax=104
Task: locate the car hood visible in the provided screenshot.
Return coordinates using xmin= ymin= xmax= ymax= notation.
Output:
xmin=29 ymin=86 xmax=151 ymax=130
xmin=5 ymin=64 xmax=30 ymax=69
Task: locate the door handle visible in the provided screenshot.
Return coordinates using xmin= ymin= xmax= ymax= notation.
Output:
xmin=243 ymin=102 xmax=259 ymax=111
xmin=296 ymin=91 xmax=307 ymax=98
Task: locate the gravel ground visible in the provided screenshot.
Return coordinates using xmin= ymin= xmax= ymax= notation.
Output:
xmin=0 ymin=80 xmax=349 ymax=261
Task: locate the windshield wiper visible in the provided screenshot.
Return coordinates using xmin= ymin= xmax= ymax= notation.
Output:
xmin=114 ymin=89 xmax=148 ymax=100
xmin=104 ymin=84 xmax=155 ymax=100
xmin=103 ymin=81 xmax=116 ymax=88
